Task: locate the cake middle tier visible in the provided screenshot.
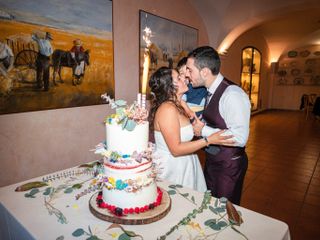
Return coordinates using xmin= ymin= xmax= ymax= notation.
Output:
xmin=102 ymin=161 xmax=158 ymax=209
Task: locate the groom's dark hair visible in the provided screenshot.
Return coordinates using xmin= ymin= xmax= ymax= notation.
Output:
xmin=187 ymin=46 xmax=220 ymax=75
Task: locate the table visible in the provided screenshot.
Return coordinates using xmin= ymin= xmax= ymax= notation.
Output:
xmin=0 ymin=163 xmax=291 ymax=240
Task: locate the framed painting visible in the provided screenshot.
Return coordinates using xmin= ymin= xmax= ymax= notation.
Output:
xmin=0 ymin=0 xmax=114 ymax=114
xmin=139 ymin=10 xmax=198 ymax=96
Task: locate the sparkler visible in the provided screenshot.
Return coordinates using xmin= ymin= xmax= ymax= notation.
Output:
xmin=139 ymin=26 xmax=152 ymax=109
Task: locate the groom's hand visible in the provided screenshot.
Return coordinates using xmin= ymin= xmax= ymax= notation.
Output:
xmin=192 ymin=115 xmax=204 ymax=136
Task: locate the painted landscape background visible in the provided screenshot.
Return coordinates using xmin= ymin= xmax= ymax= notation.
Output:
xmin=0 ymin=0 xmax=113 ymax=114
xmin=139 ymin=10 xmax=198 ymax=95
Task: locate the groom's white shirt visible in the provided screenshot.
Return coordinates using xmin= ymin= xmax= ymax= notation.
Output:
xmin=201 ymin=73 xmax=251 ymax=147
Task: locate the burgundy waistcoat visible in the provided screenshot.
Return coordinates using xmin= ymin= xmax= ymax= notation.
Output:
xmin=202 ymin=78 xmax=245 ymax=159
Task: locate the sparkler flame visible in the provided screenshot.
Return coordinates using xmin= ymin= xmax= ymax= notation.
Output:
xmin=141 ymin=27 xmax=152 ymax=98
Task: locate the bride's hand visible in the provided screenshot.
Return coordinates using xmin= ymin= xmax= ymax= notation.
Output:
xmin=207 ymin=130 xmax=236 ymax=146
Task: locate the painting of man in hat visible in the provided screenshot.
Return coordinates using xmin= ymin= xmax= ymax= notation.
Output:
xmin=70 ymin=39 xmax=86 ymax=77
xmin=32 ymin=30 xmax=53 ymax=91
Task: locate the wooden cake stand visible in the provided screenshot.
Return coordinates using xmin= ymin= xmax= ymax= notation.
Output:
xmin=89 ymin=188 xmax=171 ymax=225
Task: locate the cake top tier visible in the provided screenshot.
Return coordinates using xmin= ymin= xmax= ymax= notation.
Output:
xmin=101 ymin=94 xmax=148 ymax=131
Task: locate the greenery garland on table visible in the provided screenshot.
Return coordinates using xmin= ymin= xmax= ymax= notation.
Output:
xmin=167 ymin=184 xmax=197 ymax=205
xmin=157 ymin=190 xmax=212 ymax=240
xmin=15 ymin=166 xmax=96 ymax=224
xmin=158 ymin=188 xmax=247 ymax=240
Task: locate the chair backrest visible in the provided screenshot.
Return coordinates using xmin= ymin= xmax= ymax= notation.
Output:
xmin=303 ymin=95 xmax=309 ymax=107
xmin=309 ymin=94 xmax=317 ymax=105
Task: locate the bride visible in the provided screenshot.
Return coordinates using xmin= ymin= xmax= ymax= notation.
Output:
xmin=149 ymin=67 xmax=234 ymax=192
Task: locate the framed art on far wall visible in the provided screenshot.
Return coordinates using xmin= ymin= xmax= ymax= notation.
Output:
xmin=139 ymin=10 xmax=198 ymax=97
xmin=0 ymin=0 xmax=114 ymax=114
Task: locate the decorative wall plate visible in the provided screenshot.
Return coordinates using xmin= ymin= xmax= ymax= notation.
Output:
xmin=293 ymin=77 xmax=304 ymax=85
xmin=313 ymin=51 xmax=320 ymax=56
xmin=300 ymin=50 xmax=310 ymax=57
xmin=305 ymin=59 xmax=316 ymax=65
xmin=289 ymin=61 xmax=297 ymax=67
xmin=278 ymin=78 xmax=287 ymax=85
xmin=291 ymin=68 xmax=300 ymax=76
xmin=288 ymin=51 xmax=298 ymax=58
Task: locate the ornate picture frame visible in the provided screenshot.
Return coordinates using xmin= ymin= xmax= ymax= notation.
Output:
xmin=0 ymin=0 xmax=114 ymax=114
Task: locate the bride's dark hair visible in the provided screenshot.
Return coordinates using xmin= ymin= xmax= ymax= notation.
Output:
xmin=148 ymin=66 xmax=187 ymax=128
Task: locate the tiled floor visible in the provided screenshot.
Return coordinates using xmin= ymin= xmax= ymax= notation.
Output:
xmin=198 ymin=110 xmax=320 ymax=239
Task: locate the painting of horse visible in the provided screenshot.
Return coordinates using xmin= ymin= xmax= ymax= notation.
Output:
xmin=52 ymin=49 xmax=90 ymax=86
xmin=0 ymin=0 xmax=113 ymax=114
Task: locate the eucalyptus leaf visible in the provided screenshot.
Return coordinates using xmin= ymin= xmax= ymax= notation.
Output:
xmin=115 ymin=99 xmax=127 ymax=107
xmin=125 ymin=119 xmax=136 ymax=131
xmin=110 ymin=102 xmax=117 ymax=109
xmin=167 ymin=190 xmax=177 ymax=195
xmin=118 ymin=233 xmax=131 ymax=240
xmin=204 ymin=219 xmax=216 ymax=226
xmin=191 ymin=196 xmax=195 ymax=204
xmin=72 ymin=183 xmax=83 ymax=189
xmin=209 ymin=223 xmax=221 ymax=231
xmin=209 ymin=206 xmax=218 ymax=214
xmin=215 ymin=207 xmax=226 ymax=213
xmin=116 ymin=107 xmax=125 ymax=116
xmin=64 ymin=188 xmax=73 ymax=194
xmin=175 ymin=184 xmax=183 ymax=188
xmin=72 ymin=228 xmax=85 ymax=237
xmin=168 ymin=185 xmax=176 ymax=189
xmin=43 ymin=187 xmax=53 ymax=196
xmin=86 ymin=236 xmax=100 ymax=240
xmin=220 ymin=197 xmax=228 ymax=203
xmin=214 ymin=198 xmax=218 ymax=207
xmin=29 ymin=188 xmax=40 ymax=195
xmin=56 ymin=236 xmax=64 ymax=240
xmin=24 ymin=193 xmax=35 ymax=198
xmin=181 ymin=193 xmax=189 ymax=197
xmin=218 ymin=221 xmax=228 ymax=228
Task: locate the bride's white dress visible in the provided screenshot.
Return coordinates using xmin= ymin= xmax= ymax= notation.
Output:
xmin=154 ymin=124 xmax=207 ymax=192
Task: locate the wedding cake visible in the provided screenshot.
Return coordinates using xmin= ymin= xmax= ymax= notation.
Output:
xmin=94 ymin=95 xmax=162 ymax=216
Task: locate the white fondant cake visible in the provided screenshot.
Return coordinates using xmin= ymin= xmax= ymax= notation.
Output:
xmin=95 ymin=97 xmax=161 ymax=216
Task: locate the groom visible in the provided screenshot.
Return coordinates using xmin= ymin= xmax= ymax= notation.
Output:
xmin=186 ymin=46 xmax=251 ymax=205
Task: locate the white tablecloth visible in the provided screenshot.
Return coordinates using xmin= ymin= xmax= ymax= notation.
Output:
xmin=0 ymin=164 xmax=290 ymax=240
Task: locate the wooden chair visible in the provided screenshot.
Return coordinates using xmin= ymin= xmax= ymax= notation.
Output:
xmin=303 ymin=94 xmax=316 ymax=120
